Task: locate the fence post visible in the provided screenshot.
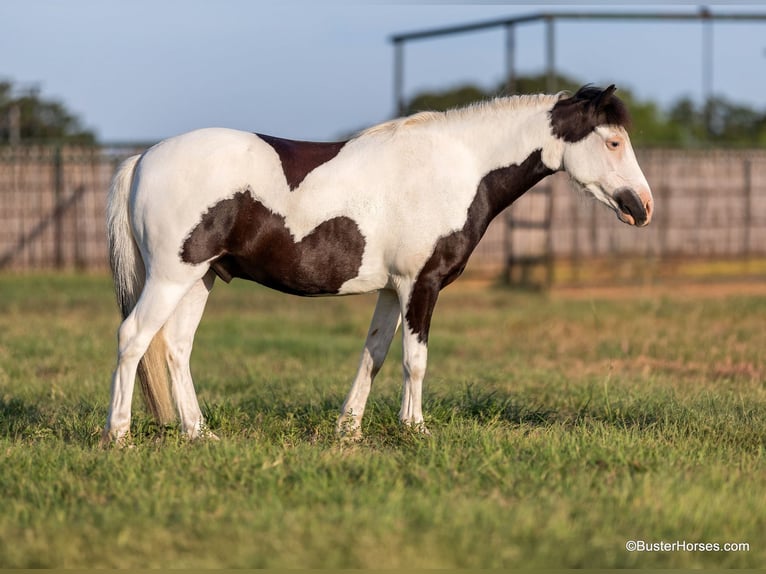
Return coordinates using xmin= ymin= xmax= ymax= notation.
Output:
xmin=571 ymin=189 xmax=580 ymax=283
xmin=743 ymin=158 xmax=752 ymax=260
xmin=53 ymin=146 xmax=63 ymax=268
xmin=504 ymin=185 xmax=554 ymax=289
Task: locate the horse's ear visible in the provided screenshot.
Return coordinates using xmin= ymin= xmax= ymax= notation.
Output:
xmin=592 ymin=85 xmax=617 ymax=111
xmin=550 ymin=84 xmax=620 ymax=142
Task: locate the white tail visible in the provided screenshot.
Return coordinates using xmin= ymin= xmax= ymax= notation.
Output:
xmin=106 ymin=155 xmax=175 ymax=424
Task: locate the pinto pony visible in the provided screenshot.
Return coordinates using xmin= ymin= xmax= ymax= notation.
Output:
xmin=103 ymin=85 xmax=653 ymax=444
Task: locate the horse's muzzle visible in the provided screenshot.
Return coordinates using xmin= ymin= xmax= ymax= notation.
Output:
xmin=614 ymin=187 xmax=652 ymax=227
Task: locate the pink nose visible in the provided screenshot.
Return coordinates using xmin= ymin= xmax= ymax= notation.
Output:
xmin=615 ymin=187 xmax=653 ymax=227
xmin=642 ymin=194 xmax=654 ymax=226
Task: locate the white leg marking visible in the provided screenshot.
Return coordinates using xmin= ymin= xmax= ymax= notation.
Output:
xmin=337 ymin=289 xmax=401 ymax=438
xmin=396 ymin=279 xmax=434 ymax=435
xmin=103 ymin=278 xmax=197 ymax=444
xmin=104 ymin=313 xmax=141 ymax=443
xmin=399 ymin=324 xmax=428 ymax=432
xmin=164 ymin=272 xmax=216 ymax=439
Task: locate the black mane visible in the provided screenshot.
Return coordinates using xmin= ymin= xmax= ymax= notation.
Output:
xmin=549 ymin=84 xmax=631 ymax=143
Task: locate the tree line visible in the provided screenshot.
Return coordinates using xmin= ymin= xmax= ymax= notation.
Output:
xmin=0 ymin=80 xmax=95 ymax=145
xmin=1 ymin=75 xmax=765 ymax=147
xmin=404 ymin=73 xmax=766 ymax=149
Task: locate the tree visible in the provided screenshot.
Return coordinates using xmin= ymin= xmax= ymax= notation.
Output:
xmin=405 ymin=85 xmax=489 ymax=117
xmin=402 ymin=74 xmax=766 ymax=149
xmin=704 ymin=97 xmax=766 ymax=147
xmin=403 ymin=73 xmax=582 ymax=116
xmin=0 ymin=80 xmax=96 ymax=145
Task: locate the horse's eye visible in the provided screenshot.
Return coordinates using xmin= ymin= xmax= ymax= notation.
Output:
xmin=607 ymin=139 xmax=621 ymax=149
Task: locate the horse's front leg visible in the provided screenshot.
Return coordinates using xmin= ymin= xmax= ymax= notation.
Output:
xmin=337 ymin=289 xmax=401 ymax=439
xmin=397 ymin=279 xmax=440 ymax=434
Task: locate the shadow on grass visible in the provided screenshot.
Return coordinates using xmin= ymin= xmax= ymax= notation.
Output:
xmin=0 ymin=397 xmax=43 ymax=439
xmin=198 ymin=383 xmax=678 ymax=442
xmin=429 ymin=384 xmax=560 ymax=427
xmin=1 ymin=396 xmax=106 ymax=445
xmin=198 ymin=384 xmax=566 ymax=446
xmin=2 ymin=383 xmax=715 ymax=447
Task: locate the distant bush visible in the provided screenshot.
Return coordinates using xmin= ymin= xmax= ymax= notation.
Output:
xmin=0 ymin=80 xmax=96 ymax=145
xmin=404 ymin=74 xmax=766 ymax=149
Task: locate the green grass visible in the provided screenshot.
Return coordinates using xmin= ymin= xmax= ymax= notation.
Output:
xmin=1 ymin=273 xmax=765 ymax=568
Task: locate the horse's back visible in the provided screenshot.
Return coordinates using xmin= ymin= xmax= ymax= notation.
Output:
xmin=129 ymin=128 xmax=387 ymax=293
xmin=134 ymin=128 xmax=282 ymax=207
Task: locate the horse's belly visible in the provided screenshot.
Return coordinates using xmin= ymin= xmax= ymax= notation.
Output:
xmin=208 ymin=233 xmax=388 ymax=297
xmin=210 ymin=251 xmax=364 ymax=297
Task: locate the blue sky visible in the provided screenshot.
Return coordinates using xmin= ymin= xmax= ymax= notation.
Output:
xmin=2 ymin=1 xmax=765 ymax=142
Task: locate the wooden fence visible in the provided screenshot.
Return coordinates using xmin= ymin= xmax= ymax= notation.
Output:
xmin=1 ymin=146 xmax=765 ymax=284
xmin=0 ymin=146 xmax=137 ymax=270
xmin=473 ymin=149 xmax=766 ymax=283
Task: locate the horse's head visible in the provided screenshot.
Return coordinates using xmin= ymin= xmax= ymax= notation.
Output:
xmin=547 ymin=85 xmax=653 ymax=227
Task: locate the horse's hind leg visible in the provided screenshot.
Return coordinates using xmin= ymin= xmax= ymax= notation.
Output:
xmin=104 ymin=275 xmax=201 ymax=444
xmin=163 ymin=270 xmax=216 ymax=439
xmin=337 ymin=289 xmax=401 ymax=439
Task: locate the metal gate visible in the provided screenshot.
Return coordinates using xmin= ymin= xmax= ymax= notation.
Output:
xmin=504 ymin=183 xmax=554 ymax=289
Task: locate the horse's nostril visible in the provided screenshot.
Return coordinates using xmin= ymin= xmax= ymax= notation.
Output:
xmin=614 ymin=188 xmax=647 ymax=226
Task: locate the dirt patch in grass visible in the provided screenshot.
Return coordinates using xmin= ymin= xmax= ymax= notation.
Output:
xmin=552 ymin=279 xmax=766 ymax=301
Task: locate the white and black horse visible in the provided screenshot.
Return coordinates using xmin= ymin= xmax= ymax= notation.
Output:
xmin=103 ymin=85 xmax=653 ymax=444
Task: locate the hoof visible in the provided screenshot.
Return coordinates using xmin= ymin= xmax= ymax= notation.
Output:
xmin=336 ymin=415 xmax=363 ymax=443
xmin=402 ymin=420 xmax=431 ymax=436
xmin=186 ymin=423 xmax=220 ymax=442
xmin=199 ymin=430 xmax=220 ymax=442
xmin=338 ymin=428 xmax=363 ymax=444
xmin=100 ymin=428 xmax=133 ymax=449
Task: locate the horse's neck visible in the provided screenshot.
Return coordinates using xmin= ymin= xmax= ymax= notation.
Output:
xmin=443 ymin=100 xmax=558 ymax=177
xmin=436 ymin=100 xmax=559 ymax=228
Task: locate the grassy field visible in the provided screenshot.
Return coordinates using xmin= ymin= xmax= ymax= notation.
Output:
xmin=1 ymin=273 xmax=765 ymax=568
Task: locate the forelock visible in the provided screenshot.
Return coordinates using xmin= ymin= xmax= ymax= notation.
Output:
xmin=548 ymin=85 xmax=631 ymax=143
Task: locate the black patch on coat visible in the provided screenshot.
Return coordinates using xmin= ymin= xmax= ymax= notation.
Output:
xmin=549 ymin=84 xmax=631 ymax=143
xmin=257 ymin=133 xmax=346 ymax=190
xmin=405 ymin=149 xmax=554 ymax=343
xmin=180 ymin=189 xmax=365 ymax=296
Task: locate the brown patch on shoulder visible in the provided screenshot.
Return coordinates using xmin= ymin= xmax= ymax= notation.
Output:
xmin=258 ymin=134 xmax=346 ymax=191
xmin=180 ymin=189 xmax=365 ymax=296
xmin=405 ymin=150 xmax=554 ymax=343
